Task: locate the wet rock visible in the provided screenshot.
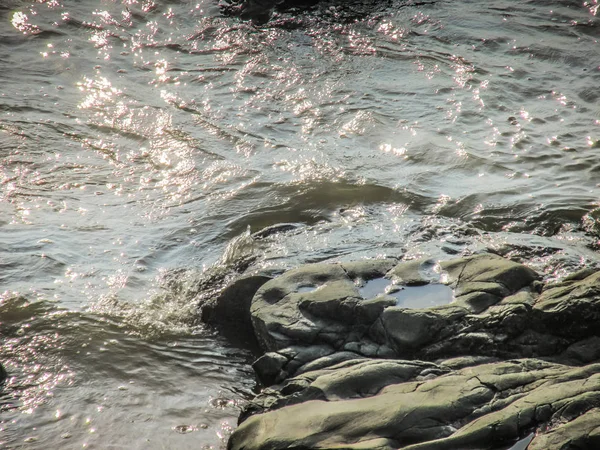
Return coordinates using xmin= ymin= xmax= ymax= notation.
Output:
xmin=250 ymin=259 xmax=398 ymax=353
xmin=386 ymin=258 xmax=439 ymax=286
xmin=222 ymin=0 xmax=400 ymax=24
xmin=200 ymin=273 xmax=272 ymax=346
xmin=0 ymin=362 xmax=6 ymax=384
xmin=441 ymin=253 xmax=539 ymax=313
xmin=534 ymin=270 xmax=600 ymax=339
xmin=251 ymin=223 xmax=300 ymax=240
xmin=225 ymin=253 xmax=600 ymax=450
xmin=221 ymin=0 xmax=319 ymax=23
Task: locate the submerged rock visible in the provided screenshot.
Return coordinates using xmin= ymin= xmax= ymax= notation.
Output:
xmin=205 ymin=253 xmax=600 ymax=449
xmin=221 ymin=0 xmax=319 ymax=23
xmin=221 ymin=0 xmax=396 ymax=24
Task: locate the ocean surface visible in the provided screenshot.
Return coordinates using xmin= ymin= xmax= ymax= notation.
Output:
xmin=1 ymin=0 xmax=599 ymax=448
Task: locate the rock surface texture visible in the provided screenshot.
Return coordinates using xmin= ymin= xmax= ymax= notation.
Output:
xmin=212 ymin=253 xmax=600 ymax=450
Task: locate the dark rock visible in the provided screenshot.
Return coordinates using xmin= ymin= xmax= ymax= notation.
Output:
xmin=561 ymin=336 xmax=600 ymax=364
xmin=252 ymin=352 xmax=289 ymax=385
xmin=251 ymin=223 xmax=300 ymax=240
xmin=200 ymin=273 xmax=271 ymax=347
xmin=0 ymin=362 xmax=6 ymax=384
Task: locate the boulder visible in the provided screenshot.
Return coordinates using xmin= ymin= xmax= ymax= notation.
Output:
xmin=250 ymin=259 xmax=397 ymax=352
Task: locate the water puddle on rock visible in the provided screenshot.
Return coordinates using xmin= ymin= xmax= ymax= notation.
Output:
xmin=297 ymin=285 xmax=319 ymax=293
xmin=359 ymin=278 xmax=454 ymax=309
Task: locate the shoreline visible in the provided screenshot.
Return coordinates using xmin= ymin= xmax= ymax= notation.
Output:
xmin=201 ymin=253 xmax=600 ymax=449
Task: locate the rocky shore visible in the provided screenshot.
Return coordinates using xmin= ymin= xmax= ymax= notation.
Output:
xmin=201 ymin=253 xmax=600 ymax=449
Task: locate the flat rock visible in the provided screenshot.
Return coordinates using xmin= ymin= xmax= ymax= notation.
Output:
xmin=230 ymin=359 xmax=600 ymax=450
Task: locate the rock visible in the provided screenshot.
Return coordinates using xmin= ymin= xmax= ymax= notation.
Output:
xmin=221 ymin=0 xmax=320 ymax=23
xmin=247 ymin=256 xmax=547 ymax=371
xmin=561 ymin=336 xmax=600 ymax=364
xmin=379 ymin=307 xmax=444 ymax=350
xmin=534 ymin=270 xmax=600 ymax=339
xmin=0 ymin=362 xmax=6 ymax=384
xmin=251 ymin=223 xmax=300 ymax=240
xmin=222 ymin=0 xmax=397 ymax=24
xmin=250 ymin=260 xmax=398 ymax=353
xmin=527 ymin=407 xmax=600 ymax=449
xmin=224 ymin=254 xmax=600 ymax=450
xmin=295 ymin=351 xmax=367 ymax=375
xmin=230 ymin=359 xmax=600 ymax=450
xmin=200 ymin=273 xmax=272 ymax=347
xmin=441 ymin=253 xmax=539 ymax=313
xmin=252 ymin=352 xmax=289 ymax=386
xmin=341 ymin=258 xmax=399 ymax=282
xmin=386 ymin=258 xmax=438 ymax=286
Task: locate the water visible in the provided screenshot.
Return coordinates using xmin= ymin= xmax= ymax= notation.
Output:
xmin=359 ymin=278 xmax=454 ymax=308
xmin=1 ymin=0 xmax=599 ymax=447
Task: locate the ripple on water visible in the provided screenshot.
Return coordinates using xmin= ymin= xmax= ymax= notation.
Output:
xmin=0 ymin=294 xmax=254 ymax=449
